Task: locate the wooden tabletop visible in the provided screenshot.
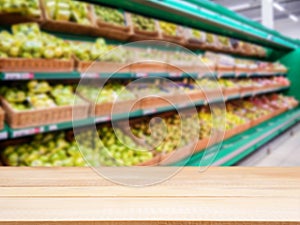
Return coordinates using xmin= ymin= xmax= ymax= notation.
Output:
xmin=0 ymin=167 xmax=299 ymax=225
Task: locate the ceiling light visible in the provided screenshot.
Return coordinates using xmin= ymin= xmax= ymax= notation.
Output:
xmin=273 ymin=2 xmax=285 ymax=12
xmin=229 ymin=3 xmax=251 ymax=11
xmin=289 ymin=14 xmax=299 ymax=22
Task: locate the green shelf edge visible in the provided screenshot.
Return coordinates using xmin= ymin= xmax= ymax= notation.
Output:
xmin=172 ymin=108 xmax=300 ymax=167
xmin=0 ymin=71 xmax=286 ymax=80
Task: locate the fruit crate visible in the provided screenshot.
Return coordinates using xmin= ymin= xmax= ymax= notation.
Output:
xmin=1 ymin=97 xmax=89 ymax=129
xmin=92 ymin=7 xmax=131 ymax=41
xmin=239 ymin=85 xmax=254 ymax=95
xmin=0 ymin=58 xmax=74 ymax=73
xmin=0 ymin=107 xmax=4 ymax=130
xmin=81 ymin=97 xmax=141 ymax=117
xmin=250 ymin=113 xmax=273 ymax=127
xmin=184 ymin=28 xmax=206 ymax=50
xmin=0 ymin=12 xmax=44 ymax=26
xmin=130 ymin=62 xmax=167 ymax=73
xmin=222 ymin=87 xmax=240 ymax=97
xmin=40 ymin=0 xmax=97 ymax=37
xmin=158 ymin=21 xmax=184 ymax=44
xmin=128 ymin=13 xmax=160 ymax=41
xmin=75 ymin=60 xmax=130 ymax=73
xmin=118 ymin=120 xmax=161 ymax=166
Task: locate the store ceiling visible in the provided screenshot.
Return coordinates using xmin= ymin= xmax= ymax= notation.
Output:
xmin=211 ymin=0 xmax=300 ymax=22
xmin=211 ymin=0 xmax=300 ymax=39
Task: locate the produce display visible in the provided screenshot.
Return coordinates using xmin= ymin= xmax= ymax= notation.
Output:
xmin=0 ymin=23 xmax=72 ymax=59
xmin=78 ymin=82 xmax=136 ymax=104
xmin=131 ymin=13 xmax=156 ymax=32
xmin=0 ymin=81 xmax=76 ymax=111
xmin=2 ymin=132 xmax=86 ymax=166
xmin=131 ymin=114 xmax=199 ymax=153
xmin=44 ymin=0 xmax=91 ymax=25
xmin=218 ymin=36 xmax=231 ymax=48
xmin=94 ymin=5 xmax=125 ymax=26
xmin=71 ymin=38 xmax=128 ymax=62
xmin=0 ymin=0 xmax=41 ymax=17
xmin=2 ymin=127 xmax=154 ymax=166
xmin=159 ymin=21 xmax=178 ymax=36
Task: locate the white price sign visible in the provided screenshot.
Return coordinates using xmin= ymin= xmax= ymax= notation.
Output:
xmin=136 ymin=72 xmax=148 ymax=78
xmin=0 ymin=132 xmax=8 ymax=140
xmin=81 ymin=73 xmax=99 ymax=78
xmin=95 ymin=116 xmax=110 ymax=123
xmin=12 ymin=127 xmax=44 ymax=138
xmin=48 ymin=124 xmax=58 ymax=131
xmin=5 ymin=73 xmax=34 ymax=80
xmin=143 ymin=109 xmax=156 ymax=115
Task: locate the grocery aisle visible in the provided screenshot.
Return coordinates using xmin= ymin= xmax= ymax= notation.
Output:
xmin=237 ymin=123 xmax=300 ymax=166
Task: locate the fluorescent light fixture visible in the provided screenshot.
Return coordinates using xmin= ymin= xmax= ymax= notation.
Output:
xmin=229 ymin=3 xmax=250 ymax=11
xmin=289 ymin=14 xmax=299 ymax=22
xmin=273 ymin=2 xmax=285 ymax=12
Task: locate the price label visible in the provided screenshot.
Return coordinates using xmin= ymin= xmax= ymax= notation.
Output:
xmin=12 ymin=127 xmax=43 ymax=138
xmin=4 ymin=73 xmax=34 ymax=80
xmin=143 ymin=109 xmax=156 ymax=115
xmin=169 ymin=72 xmax=181 ymax=77
xmin=81 ymin=73 xmax=99 ymax=78
xmin=0 ymin=131 xmax=8 ymax=140
xmin=95 ymin=116 xmax=110 ymax=123
xmin=136 ymin=72 xmax=148 ymax=78
xmin=177 ymin=103 xmax=188 ymax=108
xmin=48 ymin=124 xmax=58 ymax=131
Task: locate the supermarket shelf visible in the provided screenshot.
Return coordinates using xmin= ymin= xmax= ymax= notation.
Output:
xmin=2 ymin=87 xmax=288 ymax=140
xmin=86 ymin=0 xmax=298 ymax=50
xmin=174 ymin=107 xmax=300 ymax=166
xmin=0 ymin=71 xmax=285 ymax=80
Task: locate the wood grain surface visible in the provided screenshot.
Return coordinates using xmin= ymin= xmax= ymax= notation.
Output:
xmin=0 ymin=167 xmax=299 ymax=225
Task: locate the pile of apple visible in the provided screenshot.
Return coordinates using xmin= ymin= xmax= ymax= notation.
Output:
xmin=0 ymin=81 xmax=76 ymax=111
xmin=44 ymin=0 xmax=91 ymax=25
xmin=2 ymin=132 xmax=86 ymax=166
xmin=131 ymin=114 xmax=199 ymax=153
xmin=131 ymin=13 xmax=156 ymax=32
xmin=0 ymin=0 xmax=41 ymax=17
xmin=0 ymin=23 xmax=72 ymax=59
xmin=78 ymin=82 xmax=136 ymax=104
xmin=2 ymin=125 xmax=154 ymax=166
xmin=70 ymin=38 xmax=128 ymax=62
xmin=94 ymin=5 xmax=125 ymax=26
xmin=159 ymin=21 xmax=178 ymax=36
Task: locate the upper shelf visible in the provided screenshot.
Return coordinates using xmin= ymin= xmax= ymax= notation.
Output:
xmin=84 ymin=0 xmax=299 ymax=51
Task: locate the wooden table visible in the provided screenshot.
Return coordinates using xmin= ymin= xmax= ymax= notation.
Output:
xmin=0 ymin=167 xmax=299 ymax=224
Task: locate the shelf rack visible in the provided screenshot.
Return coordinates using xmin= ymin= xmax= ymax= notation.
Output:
xmin=0 ymin=0 xmax=299 ymax=167
xmin=0 ymin=86 xmax=289 ymax=140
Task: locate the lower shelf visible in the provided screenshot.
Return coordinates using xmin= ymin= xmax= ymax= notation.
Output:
xmin=172 ymin=108 xmax=300 ymax=166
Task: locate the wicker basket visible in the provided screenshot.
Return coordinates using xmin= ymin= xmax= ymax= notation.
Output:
xmin=92 ymin=9 xmax=131 ymax=41
xmin=240 ymin=85 xmax=254 ymax=95
xmin=158 ymin=23 xmax=184 ymax=44
xmin=130 ymin=62 xmax=167 ymax=73
xmin=223 ymin=87 xmax=240 ymax=97
xmin=76 ymin=60 xmax=130 ymax=73
xmin=128 ymin=13 xmax=160 ymax=41
xmin=0 ymin=58 xmax=74 ymax=72
xmin=0 ymin=12 xmax=44 ymax=26
xmin=40 ymin=0 xmax=97 ymax=36
xmin=88 ymin=98 xmax=141 ymax=117
xmin=0 ymin=107 xmax=4 ymax=130
xmin=139 ymin=94 xmax=182 ymax=110
xmin=217 ymin=65 xmax=235 ymax=74
xmin=1 ymin=97 xmax=89 ymax=129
